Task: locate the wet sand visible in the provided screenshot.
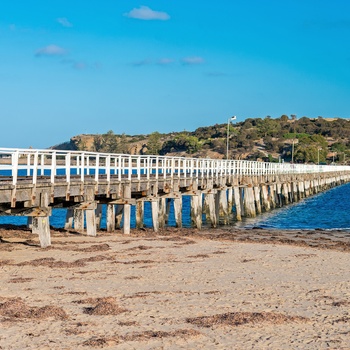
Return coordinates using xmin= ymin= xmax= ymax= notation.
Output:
xmin=0 ymin=226 xmax=350 ymax=349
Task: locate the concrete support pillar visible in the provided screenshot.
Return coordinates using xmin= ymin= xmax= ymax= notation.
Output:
xmin=95 ymin=204 xmax=103 ymax=230
xmin=298 ymin=181 xmax=305 ymax=199
xmin=27 ymin=216 xmax=33 ymax=229
xmin=106 ymin=204 xmax=115 ymax=232
xmin=206 ymin=193 xmax=217 ymax=227
xmin=31 ymin=192 xmax=51 ymax=247
xmin=74 ymin=209 xmax=84 ymax=232
xmin=151 ymin=200 xmax=159 ymax=232
xmin=33 ymin=216 xmax=51 ymax=248
xmin=191 ymin=194 xmax=202 ymax=229
xmin=253 ymin=186 xmax=262 ymax=214
xmin=158 ymin=198 xmax=167 ymax=229
xmin=165 ymin=199 xmax=171 ymax=225
xmin=261 ymin=185 xmax=270 ymax=212
xmin=276 ymin=183 xmax=282 ymax=207
xmin=282 ymin=182 xmax=289 ymax=205
xmin=287 ymin=182 xmax=293 ymax=203
xmin=233 ymin=186 xmax=242 ymax=221
xmin=218 ymin=189 xmax=229 ymax=224
xmin=65 ymin=209 xmax=74 ymax=229
xmin=115 ymin=205 xmax=123 ymax=229
xmin=292 ymin=182 xmax=298 ymax=202
xmin=304 ymin=180 xmax=310 ymax=197
xmin=269 ymin=184 xmax=276 ymax=208
xmin=86 ymin=208 xmax=97 ymax=236
xmin=227 ymin=187 xmax=233 ymax=219
xmin=123 ymin=184 xmax=132 ymax=235
xmin=123 ymin=204 xmax=131 ymax=234
xmin=173 ymin=197 xmax=182 ymax=228
xmin=136 ymin=201 xmax=144 ymax=229
xmin=243 ymin=186 xmax=256 ymax=218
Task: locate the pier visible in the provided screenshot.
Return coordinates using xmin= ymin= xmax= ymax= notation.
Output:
xmin=1 ymin=148 xmax=350 ymax=247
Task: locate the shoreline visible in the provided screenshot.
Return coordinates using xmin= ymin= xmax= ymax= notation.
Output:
xmin=1 ymin=224 xmax=350 ymax=252
xmin=1 ymin=226 xmax=350 ymax=349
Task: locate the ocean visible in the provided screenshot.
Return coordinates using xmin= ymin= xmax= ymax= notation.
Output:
xmin=1 ymin=183 xmax=350 ymax=231
xmin=241 ymin=182 xmax=350 ymax=230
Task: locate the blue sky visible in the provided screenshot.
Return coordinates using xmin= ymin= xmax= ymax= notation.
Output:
xmin=1 ymin=1 xmax=350 ymax=148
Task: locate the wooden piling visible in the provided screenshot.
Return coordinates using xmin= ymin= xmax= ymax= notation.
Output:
xmin=243 ymin=186 xmax=256 ymax=218
xmin=233 ymin=186 xmax=242 ymax=221
xmin=123 ymin=184 xmax=131 ymax=235
xmin=106 ymin=204 xmax=115 ymax=232
xmin=173 ymin=197 xmax=182 ymax=228
xmin=191 ymin=194 xmax=202 ymax=229
xmin=151 ymin=200 xmax=159 ymax=232
xmin=253 ymin=186 xmax=262 ymax=214
xmin=136 ymin=201 xmax=144 ymax=229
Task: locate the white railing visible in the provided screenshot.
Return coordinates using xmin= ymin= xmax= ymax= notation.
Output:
xmin=0 ymin=148 xmax=349 ymax=186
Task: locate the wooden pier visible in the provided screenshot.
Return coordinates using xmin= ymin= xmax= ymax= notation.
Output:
xmin=1 ymin=148 xmax=350 ymax=247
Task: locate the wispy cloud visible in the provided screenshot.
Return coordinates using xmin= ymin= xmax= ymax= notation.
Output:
xmin=35 ymin=44 xmax=67 ymax=57
xmin=131 ymin=59 xmax=153 ymax=66
xmin=57 ymin=17 xmax=73 ymax=28
xmin=124 ymin=6 xmax=170 ymax=21
xmin=157 ymin=58 xmax=175 ymax=65
xmin=61 ymin=59 xmax=91 ymax=70
xmin=181 ymin=56 xmax=205 ymax=65
xmin=130 ymin=57 xmax=205 ymax=67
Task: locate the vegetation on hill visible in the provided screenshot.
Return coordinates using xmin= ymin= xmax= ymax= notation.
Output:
xmin=52 ymin=116 xmax=350 ymax=165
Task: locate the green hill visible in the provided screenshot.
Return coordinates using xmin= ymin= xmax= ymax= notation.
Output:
xmin=51 ymin=116 xmax=350 ymax=165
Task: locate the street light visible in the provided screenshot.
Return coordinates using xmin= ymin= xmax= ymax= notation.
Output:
xmin=226 ymin=116 xmax=237 ymax=159
xmin=317 ymin=147 xmax=322 ymax=165
xmin=290 ymin=114 xmax=297 ymax=164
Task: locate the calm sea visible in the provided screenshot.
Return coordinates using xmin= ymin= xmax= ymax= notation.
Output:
xmin=1 ymin=183 xmax=350 ymax=231
xmin=241 ymin=182 xmax=350 ymax=230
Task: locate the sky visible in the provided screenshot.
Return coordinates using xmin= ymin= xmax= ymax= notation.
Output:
xmin=1 ymin=0 xmax=350 ymax=149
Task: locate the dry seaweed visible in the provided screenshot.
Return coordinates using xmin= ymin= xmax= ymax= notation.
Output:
xmin=186 ymin=311 xmax=308 ymax=328
xmin=0 ymin=298 xmax=68 ymax=320
xmin=83 ymin=297 xmax=127 ymax=315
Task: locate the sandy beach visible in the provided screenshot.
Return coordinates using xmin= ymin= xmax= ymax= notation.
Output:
xmin=0 ymin=226 xmax=350 ymax=349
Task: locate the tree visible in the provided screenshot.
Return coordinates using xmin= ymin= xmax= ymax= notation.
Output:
xmin=93 ymin=134 xmax=104 ymax=152
xmin=103 ymin=130 xmax=119 ymax=153
xmin=147 ymin=132 xmax=162 ymax=155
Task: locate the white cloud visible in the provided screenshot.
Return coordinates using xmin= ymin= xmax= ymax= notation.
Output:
xmin=124 ymin=6 xmax=170 ymax=21
xmin=181 ymin=56 xmax=205 ymax=65
xmin=35 ymin=44 xmax=67 ymax=57
xmin=57 ymin=17 xmax=73 ymax=27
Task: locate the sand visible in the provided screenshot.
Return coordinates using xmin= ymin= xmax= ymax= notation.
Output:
xmin=0 ymin=226 xmax=350 ymax=349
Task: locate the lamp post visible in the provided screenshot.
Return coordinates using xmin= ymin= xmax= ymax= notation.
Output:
xmin=226 ymin=116 xmax=237 ymax=159
xmin=290 ymin=114 xmax=297 ymax=164
xmin=317 ymin=147 xmax=322 ymax=165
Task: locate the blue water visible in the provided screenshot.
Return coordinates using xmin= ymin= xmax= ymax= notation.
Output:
xmin=0 ymin=196 xmax=193 ymax=229
xmin=242 ymin=182 xmax=350 ymax=230
xmin=1 ymin=184 xmax=350 ymax=230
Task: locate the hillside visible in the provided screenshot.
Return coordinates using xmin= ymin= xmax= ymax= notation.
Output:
xmin=52 ymin=116 xmax=350 ymax=165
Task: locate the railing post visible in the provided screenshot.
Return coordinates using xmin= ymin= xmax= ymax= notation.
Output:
xmin=106 ymin=155 xmax=111 ymax=182
xmin=33 ymin=151 xmax=38 ymax=185
xmin=128 ymin=156 xmax=132 ymax=181
xmin=95 ymin=154 xmax=99 ymax=182
xmin=80 ymin=153 xmax=85 ymax=182
xmin=12 ymin=150 xmax=19 ymax=186
xmin=26 ymin=153 xmax=31 ymax=176
xmin=50 ymin=151 xmax=56 ymax=184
